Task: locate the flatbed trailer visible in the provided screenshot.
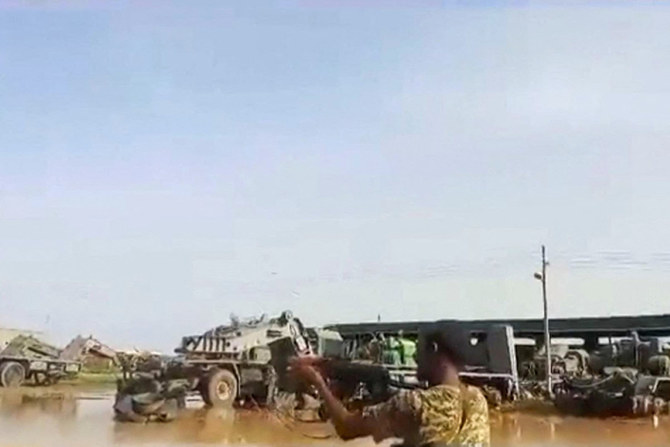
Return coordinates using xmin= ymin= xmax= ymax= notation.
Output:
xmin=0 ymin=355 xmax=81 ymax=387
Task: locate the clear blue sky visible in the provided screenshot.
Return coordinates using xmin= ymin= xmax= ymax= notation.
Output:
xmin=1 ymin=1 xmax=669 ymax=351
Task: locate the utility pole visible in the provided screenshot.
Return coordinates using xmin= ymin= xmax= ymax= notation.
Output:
xmin=534 ymin=245 xmax=552 ymax=395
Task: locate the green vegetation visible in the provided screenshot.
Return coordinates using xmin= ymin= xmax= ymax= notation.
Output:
xmin=60 ymin=371 xmax=119 ymax=387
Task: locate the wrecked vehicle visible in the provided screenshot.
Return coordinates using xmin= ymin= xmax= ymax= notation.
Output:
xmin=114 ymin=374 xmax=189 ymax=422
xmin=0 ymin=335 xmax=81 ymax=387
xmin=554 ymin=370 xmax=670 ymax=417
xmin=589 ymin=332 xmax=670 ymax=376
xmin=520 ymin=344 xmax=590 ymax=381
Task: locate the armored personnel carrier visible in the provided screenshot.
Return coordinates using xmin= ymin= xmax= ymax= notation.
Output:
xmin=172 ymin=310 xmax=312 ymax=407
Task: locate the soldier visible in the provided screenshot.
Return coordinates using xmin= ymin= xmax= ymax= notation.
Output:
xmin=291 ymin=330 xmax=490 ymax=447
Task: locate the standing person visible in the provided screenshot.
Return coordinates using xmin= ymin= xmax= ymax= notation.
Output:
xmin=291 ymin=330 xmax=490 ymax=447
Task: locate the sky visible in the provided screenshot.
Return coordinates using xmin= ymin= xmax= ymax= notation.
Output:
xmin=1 ymin=0 xmax=670 ymax=351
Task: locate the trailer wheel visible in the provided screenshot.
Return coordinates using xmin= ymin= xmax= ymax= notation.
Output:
xmin=201 ymin=369 xmax=238 ymax=408
xmin=0 ymin=361 xmax=26 ymax=388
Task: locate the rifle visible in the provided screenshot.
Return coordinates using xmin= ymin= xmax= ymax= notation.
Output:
xmin=315 ymin=359 xmax=421 ymax=408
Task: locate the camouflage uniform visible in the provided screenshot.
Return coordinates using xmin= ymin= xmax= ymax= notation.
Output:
xmin=362 ymin=384 xmax=490 ymax=447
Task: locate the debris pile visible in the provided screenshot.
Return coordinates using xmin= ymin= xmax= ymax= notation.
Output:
xmin=114 ymin=374 xmax=189 ymax=422
xmin=554 ymin=371 xmax=670 ymax=417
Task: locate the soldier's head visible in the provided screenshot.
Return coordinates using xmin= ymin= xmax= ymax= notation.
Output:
xmin=416 ymin=330 xmax=465 ymax=385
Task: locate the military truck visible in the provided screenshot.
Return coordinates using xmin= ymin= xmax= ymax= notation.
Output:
xmin=172 ymin=310 xmax=312 ymax=407
xmin=0 ymin=335 xmax=81 ymax=387
xmin=333 ymin=324 xmax=520 ymax=407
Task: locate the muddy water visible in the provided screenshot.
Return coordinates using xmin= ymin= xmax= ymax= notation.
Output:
xmin=1 ymin=386 xmax=668 ymax=447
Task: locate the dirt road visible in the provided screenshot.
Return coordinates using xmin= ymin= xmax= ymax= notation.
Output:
xmin=1 ymin=386 xmax=668 ymax=446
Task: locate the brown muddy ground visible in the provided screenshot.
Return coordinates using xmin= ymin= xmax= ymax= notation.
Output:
xmin=0 ymin=386 xmax=668 ymax=447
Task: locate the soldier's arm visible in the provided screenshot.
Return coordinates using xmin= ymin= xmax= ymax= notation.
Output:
xmin=292 ymin=358 xmax=414 ymax=441
xmin=362 ymin=390 xmax=421 ymax=443
xmin=310 ymin=374 xmax=375 ymax=440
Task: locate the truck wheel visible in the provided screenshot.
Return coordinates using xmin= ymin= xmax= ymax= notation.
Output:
xmin=201 ymin=369 xmax=238 ymax=408
xmin=0 ymin=361 xmax=26 ymax=388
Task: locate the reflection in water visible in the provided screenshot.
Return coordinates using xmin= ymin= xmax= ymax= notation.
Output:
xmin=0 ymin=387 xmax=669 ymax=446
xmin=0 ymin=390 xmax=78 ymax=418
xmin=111 ymin=405 xmax=336 ymax=445
xmin=493 ymin=411 xmax=670 ymax=446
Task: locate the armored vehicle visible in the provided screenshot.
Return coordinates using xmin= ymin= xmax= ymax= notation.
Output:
xmin=173 ymin=310 xmax=312 ymax=407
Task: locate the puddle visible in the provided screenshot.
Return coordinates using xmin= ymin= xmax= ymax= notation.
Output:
xmin=0 ymin=386 xmax=668 ymax=446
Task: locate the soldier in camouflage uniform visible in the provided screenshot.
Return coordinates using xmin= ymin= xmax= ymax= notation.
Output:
xmin=292 ymin=330 xmax=490 ymax=447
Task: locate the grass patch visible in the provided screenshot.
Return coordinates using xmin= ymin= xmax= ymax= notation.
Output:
xmin=62 ymin=371 xmax=119 ymax=386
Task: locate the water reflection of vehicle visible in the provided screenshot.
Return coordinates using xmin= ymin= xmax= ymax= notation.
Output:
xmin=0 ymin=392 xmax=78 ymax=418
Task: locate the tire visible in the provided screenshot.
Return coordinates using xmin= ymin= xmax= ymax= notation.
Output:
xmin=33 ymin=372 xmax=56 ymax=386
xmin=201 ymin=369 xmax=238 ymax=408
xmin=0 ymin=361 xmax=26 ymax=388
xmin=33 ymin=372 xmax=49 ymax=386
xmin=157 ymin=398 xmax=179 ymax=422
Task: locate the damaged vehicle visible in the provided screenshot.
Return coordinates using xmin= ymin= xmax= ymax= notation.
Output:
xmin=0 ymin=335 xmax=81 ymax=387
xmin=114 ymin=374 xmax=189 ymax=422
xmin=554 ymin=370 xmax=670 ymax=417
